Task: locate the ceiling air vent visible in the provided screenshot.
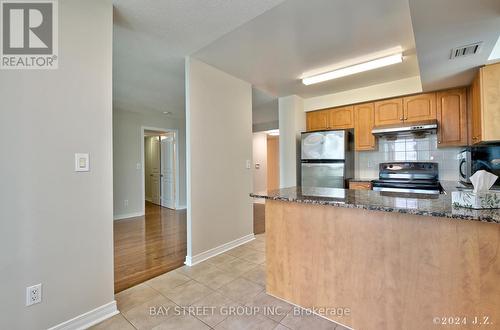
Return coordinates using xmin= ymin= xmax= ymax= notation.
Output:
xmin=450 ymin=42 xmax=482 ymax=59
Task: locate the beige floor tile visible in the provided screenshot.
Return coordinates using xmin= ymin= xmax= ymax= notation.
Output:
xmin=217 ymin=277 xmax=264 ymax=305
xmin=241 ymin=264 xmax=266 ymax=287
xmin=146 ymin=270 xmax=191 ymax=293
xmin=215 ymin=312 xmax=278 ymax=330
xmin=274 ymin=325 xmax=291 ymax=330
xmin=238 ymin=248 xmax=266 ymax=264
xmin=255 ymin=234 xmax=266 ymax=242
xmin=205 ymin=253 xmax=237 ymax=267
xmin=121 ymin=295 xmax=177 ymax=329
xmin=151 ymin=313 xmax=210 ymax=330
xmin=225 ymin=244 xmax=255 ymax=258
xmin=191 ymin=291 xmax=241 ymax=327
xmin=280 ymin=309 xmax=338 ymax=330
xmin=193 ymin=266 xmax=239 ymax=290
xmin=244 ymin=239 xmax=266 ymax=252
xmin=89 ymin=313 xmax=135 ymax=330
xmin=216 ymin=257 xmax=258 ymax=276
xmin=176 ymin=261 xmax=218 ymax=280
xmin=115 ymin=283 xmax=163 ymax=313
xmin=245 ymin=292 xmax=293 ymax=322
xmin=163 ymin=280 xmax=214 ymax=306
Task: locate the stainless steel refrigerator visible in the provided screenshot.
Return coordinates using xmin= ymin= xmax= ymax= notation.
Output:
xmin=301 ymin=130 xmax=353 ymax=189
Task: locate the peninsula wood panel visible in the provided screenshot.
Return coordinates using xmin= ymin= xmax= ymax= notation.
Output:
xmin=403 ymin=93 xmax=437 ymax=123
xmin=374 ymin=98 xmax=403 ymax=126
xmin=354 ymin=103 xmax=376 ymax=150
xmin=436 ymin=88 xmax=467 ymax=147
xmin=348 ymin=181 xmax=372 ymax=190
xmin=266 ymin=200 xmax=500 ymax=330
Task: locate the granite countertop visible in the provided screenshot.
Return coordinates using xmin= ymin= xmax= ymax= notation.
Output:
xmin=250 ymin=181 xmax=500 ymax=224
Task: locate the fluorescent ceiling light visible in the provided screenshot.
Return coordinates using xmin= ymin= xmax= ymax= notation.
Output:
xmin=302 ymin=53 xmax=403 ymax=85
xmin=267 ymin=129 xmax=279 ymax=136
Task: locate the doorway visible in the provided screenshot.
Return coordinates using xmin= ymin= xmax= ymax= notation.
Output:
xmin=142 ymin=127 xmax=179 ymax=210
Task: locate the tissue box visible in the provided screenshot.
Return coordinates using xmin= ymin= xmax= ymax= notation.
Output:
xmin=452 ymin=191 xmax=500 ymax=209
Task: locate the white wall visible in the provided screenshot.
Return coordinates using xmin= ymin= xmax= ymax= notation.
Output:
xmin=0 ymin=1 xmax=114 ymax=329
xmin=279 ymin=95 xmax=305 ymax=188
xmin=113 ymin=110 xmax=187 ymax=218
xmin=304 ymin=76 xmax=423 ymax=111
xmin=186 ymin=58 xmax=253 ymax=260
xmin=253 ymin=132 xmax=268 ymax=193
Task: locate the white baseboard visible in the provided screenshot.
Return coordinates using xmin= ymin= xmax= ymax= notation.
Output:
xmin=185 ymin=233 xmax=255 ymax=266
xmin=176 ymin=205 xmax=187 ymax=210
xmin=48 ymin=300 xmax=118 ymax=330
xmin=113 ymin=211 xmax=144 ymax=220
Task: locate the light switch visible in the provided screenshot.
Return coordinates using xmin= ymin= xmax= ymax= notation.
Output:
xmin=246 ymin=160 xmax=251 ymax=169
xmin=75 ymin=153 xmax=90 ymax=172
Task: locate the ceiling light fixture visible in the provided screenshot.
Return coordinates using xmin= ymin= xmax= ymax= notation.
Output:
xmin=267 ymin=129 xmax=279 ymax=136
xmin=302 ymin=53 xmax=403 ymax=85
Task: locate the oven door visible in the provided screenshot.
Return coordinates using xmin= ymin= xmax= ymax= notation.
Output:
xmin=458 ymin=151 xmax=471 ymax=184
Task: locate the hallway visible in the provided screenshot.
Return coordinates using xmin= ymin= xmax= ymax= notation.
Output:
xmin=114 ymin=202 xmax=187 ymax=293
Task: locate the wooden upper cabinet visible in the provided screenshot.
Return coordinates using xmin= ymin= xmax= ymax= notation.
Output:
xmin=470 ymin=63 xmax=500 ymax=144
xmin=306 ymin=110 xmax=329 ymax=131
xmin=402 ymin=93 xmax=437 ymax=123
xmin=354 ymin=103 xmax=376 ymax=151
xmin=436 ymin=88 xmax=467 ymax=147
xmin=374 ymin=98 xmax=403 ymax=126
xmin=329 ymin=106 xmax=354 ymax=129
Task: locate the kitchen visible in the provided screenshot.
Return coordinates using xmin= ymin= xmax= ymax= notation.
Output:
xmin=252 ymin=62 xmax=500 ymax=329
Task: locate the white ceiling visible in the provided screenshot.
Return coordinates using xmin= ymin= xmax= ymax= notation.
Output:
xmin=193 ymin=0 xmax=420 ymax=98
xmin=409 ymin=0 xmax=500 ymax=91
xmin=112 ymin=0 xmax=285 ymax=117
xmin=113 ymin=0 xmax=500 ymax=116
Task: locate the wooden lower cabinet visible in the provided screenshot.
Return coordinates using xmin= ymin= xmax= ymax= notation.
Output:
xmin=436 ymin=88 xmax=467 ymax=147
xmin=353 ymin=103 xmax=376 ymax=151
xmin=349 ymin=181 xmax=372 ymax=190
xmin=403 ymin=93 xmax=437 ymax=123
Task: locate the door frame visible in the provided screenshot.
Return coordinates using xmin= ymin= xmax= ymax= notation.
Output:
xmin=140 ymin=126 xmax=180 ymax=214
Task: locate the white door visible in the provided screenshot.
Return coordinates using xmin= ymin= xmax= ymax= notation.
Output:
xmin=150 ymin=137 xmax=161 ymax=205
xmin=160 ymin=133 xmax=176 ymax=209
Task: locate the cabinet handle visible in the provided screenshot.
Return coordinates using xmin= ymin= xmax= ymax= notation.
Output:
xmin=404 ymin=117 xmax=408 ymax=120
xmin=438 ymin=141 xmax=441 ymax=144
xmin=400 ymin=117 xmax=404 ymax=121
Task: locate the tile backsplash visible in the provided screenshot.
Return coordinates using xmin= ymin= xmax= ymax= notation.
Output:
xmin=355 ymin=134 xmax=461 ymax=181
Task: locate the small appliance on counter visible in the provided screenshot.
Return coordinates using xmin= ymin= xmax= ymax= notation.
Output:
xmin=458 ymin=146 xmax=500 ymax=188
xmin=372 ymin=162 xmax=441 ymax=195
xmin=300 ymin=130 xmax=353 ymax=189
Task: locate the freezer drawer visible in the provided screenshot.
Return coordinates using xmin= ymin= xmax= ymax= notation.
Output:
xmin=301 ymin=163 xmax=346 ymax=189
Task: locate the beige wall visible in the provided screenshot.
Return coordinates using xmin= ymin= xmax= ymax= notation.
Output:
xmin=186 ymin=58 xmax=253 ymax=259
xmin=0 ymin=1 xmax=114 ymax=329
xmin=113 ymin=109 xmax=187 ymax=218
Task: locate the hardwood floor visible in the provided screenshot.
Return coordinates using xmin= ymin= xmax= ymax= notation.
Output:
xmin=114 ymin=202 xmax=187 ymax=293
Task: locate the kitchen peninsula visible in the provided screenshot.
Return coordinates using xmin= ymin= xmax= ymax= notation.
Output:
xmin=251 ymin=185 xmax=500 ymax=330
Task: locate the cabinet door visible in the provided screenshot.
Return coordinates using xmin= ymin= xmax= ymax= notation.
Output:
xmin=329 ymin=106 xmax=354 ymax=129
xmin=480 ymin=63 xmax=500 ymax=142
xmin=403 ymin=93 xmax=437 ymax=123
xmin=470 ymin=72 xmax=482 ymax=144
xmin=354 ymin=103 xmax=376 ymax=151
xmin=306 ymin=110 xmax=329 ymax=131
xmin=374 ymin=98 xmax=403 ymax=126
xmin=436 ymin=89 xmax=467 ymax=147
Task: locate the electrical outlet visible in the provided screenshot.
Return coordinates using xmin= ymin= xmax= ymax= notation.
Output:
xmin=26 ymin=284 xmax=42 ymax=306
xmin=124 ymin=200 xmax=129 ymax=208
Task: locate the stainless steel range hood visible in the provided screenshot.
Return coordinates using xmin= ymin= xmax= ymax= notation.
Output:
xmin=372 ymin=120 xmax=438 ymax=137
